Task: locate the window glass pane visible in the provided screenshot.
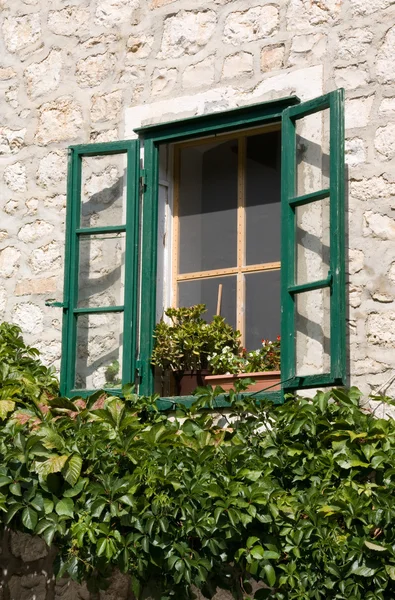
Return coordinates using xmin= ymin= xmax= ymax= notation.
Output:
xmin=296 ymin=197 xmax=330 ymax=285
xmin=81 ymin=153 xmax=127 ymax=228
xmin=75 ymin=312 xmax=123 ymax=389
xmin=295 ymin=288 xmax=331 ymax=376
xmin=78 ymin=233 xmax=125 ymax=308
xmin=178 ymin=276 xmax=237 ymax=330
xmin=296 ymin=108 xmax=330 ymax=197
xmin=246 ymin=131 xmax=281 ymax=265
xmin=178 ymin=139 xmax=238 ymax=274
xmin=245 ymin=271 xmax=280 ymax=351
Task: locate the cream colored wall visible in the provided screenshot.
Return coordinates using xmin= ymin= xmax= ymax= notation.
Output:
xmin=1 ymin=0 xmax=395 ymax=393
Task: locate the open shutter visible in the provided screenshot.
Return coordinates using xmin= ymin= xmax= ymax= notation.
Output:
xmin=281 ymin=88 xmax=345 ymax=392
xmin=60 ymin=140 xmax=140 ymax=397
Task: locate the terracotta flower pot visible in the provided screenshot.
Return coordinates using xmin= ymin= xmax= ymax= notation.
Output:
xmin=203 ymin=371 xmax=281 ymax=393
xmin=177 ymin=370 xmax=210 ymax=396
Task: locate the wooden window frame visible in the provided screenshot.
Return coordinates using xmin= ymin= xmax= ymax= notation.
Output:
xmin=172 ymin=124 xmax=281 ymax=344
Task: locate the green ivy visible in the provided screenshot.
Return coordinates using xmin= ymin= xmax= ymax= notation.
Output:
xmin=2 ymin=324 xmax=395 ymax=598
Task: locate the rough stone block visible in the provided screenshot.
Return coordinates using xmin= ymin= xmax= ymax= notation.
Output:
xmin=4 ymin=161 xmax=27 ymax=192
xmin=222 ymin=52 xmax=253 ymax=79
xmin=0 ymin=66 xmax=17 ymax=81
xmin=345 ymin=96 xmax=374 ymax=129
xmin=2 ymin=13 xmax=41 ymax=53
xmin=10 ymin=531 xmax=48 ymax=561
xmin=48 ymin=7 xmax=90 ymax=36
xmin=363 ymin=211 xmax=395 ymax=240
xmin=0 ymin=126 xmax=26 ymax=155
xmin=0 ymin=246 xmax=21 ymax=277
xmin=13 ymin=302 xmax=44 ymax=334
xmin=15 ymin=277 xmax=57 ymax=296
xmin=9 ymin=574 xmax=46 ymax=600
xmin=99 ymin=571 xmax=131 ymax=600
xmin=91 ymin=90 xmax=123 ymax=123
xmin=4 ymin=200 xmax=19 ymax=215
xmin=126 ymin=34 xmax=154 ymax=59
xmin=159 ymin=10 xmax=217 ymax=58
xmin=37 ymin=150 xmax=68 ymax=188
xmin=377 ymin=26 xmax=395 ymax=83
xmin=334 ymin=65 xmax=370 ymax=90
xmin=287 ymin=0 xmax=341 ymax=30
xmin=152 ymin=67 xmax=178 ymax=95
xmin=351 ymin=176 xmax=395 ymax=201
xmin=374 ymin=123 xmax=395 ymax=160
xmin=350 ymin=0 xmax=395 ymax=16
xmin=76 ymin=53 xmax=116 ymax=87
xmin=55 ymin=578 xmax=90 ymax=600
xmin=95 ymin=0 xmax=140 ymax=28
xmin=367 ymin=312 xmax=395 ymax=347
xmin=224 ymin=5 xmax=279 ymax=46
xmin=337 ymin=28 xmax=373 ymax=60
xmin=345 ymin=138 xmax=366 ymax=167
xmin=35 ymin=96 xmax=83 ymax=145
xmin=348 ymin=248 xmax=365 ymax=274
xmin=260 ymin=44 xmax=285 ymax=72
xmin=18 ymin=220 xmax=54 ymax=243
xmin=182 ymin=56 xmax=215 ymax=89
xmin=29 ymin=241 xmax=62 ymax=273
xmin=24 ymin=49 xmax=62 ymax=99
xmin=379 ymin=98 xmax=395 ymax=114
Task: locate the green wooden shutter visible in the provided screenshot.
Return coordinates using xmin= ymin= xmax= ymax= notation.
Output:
xmin=60 ymin=140 xmax=140 ymax=397
xmin=281 ymin=89 xmax=345 ymax=392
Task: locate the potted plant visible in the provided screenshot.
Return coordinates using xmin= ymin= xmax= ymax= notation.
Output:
xmin=151 ymin=304 xmax=240 ymax=396
xmin=205 ymin=336 xmax=281 ymax=393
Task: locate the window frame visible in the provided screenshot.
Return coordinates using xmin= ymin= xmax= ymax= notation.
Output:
xmin=60 ymin=140 xmax=140 ymax=398
xmin=136 ymin=96 xmax=301 ymax=397
xmin=59 ymin=91 xmax=346 ymax=402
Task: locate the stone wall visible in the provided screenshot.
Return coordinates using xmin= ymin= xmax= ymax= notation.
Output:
xmin=1 ymin=2 xmax=395 ymax=385
xmin=0 ymin=528 xmax=241 ymax=600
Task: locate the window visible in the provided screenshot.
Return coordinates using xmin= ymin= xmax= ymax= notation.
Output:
xmin=59 ymin=90 xmax=346 ymax=400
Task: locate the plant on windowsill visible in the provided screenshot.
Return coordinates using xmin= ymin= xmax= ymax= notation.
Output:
xmin=151 ymin=304 xmax=241 ymax=396
xmin=205 ymin=336 xmax=281 ymax=393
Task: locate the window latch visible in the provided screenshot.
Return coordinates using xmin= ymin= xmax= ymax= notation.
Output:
xmin=45 ymin=299 xmax=68 ymax=308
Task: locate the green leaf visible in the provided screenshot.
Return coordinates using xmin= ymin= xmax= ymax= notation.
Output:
xmin=0 ymin=400 xmax=15 ymax=419
xmin=42 ymin=525 xmax=56 ymax=546
xmin=97 ymin=538 xmax=107 ymax=556
xmin=10 ymin=482 xmax=22 ymax=496
xmin=62 ymin=454 xmax=82 ymax=487
xmin=250 ymin=546 xmax=265 ymax=559
xmin=6 ymin=503 xmax=23 ymax=523
xmin=63 ymin=478 xmax=86 ymax=498
xmin=55 ymin=498 xmax=74 ymax=518
xmin=35 ymin=455 xmax=69 ymax=478
xmin=263 ymin=563 xmax=276 ymax=587
xmin=364 ymin=540 xmax=387 ymax=552
xmin=22 ymin=506 xmax=38 ymax=531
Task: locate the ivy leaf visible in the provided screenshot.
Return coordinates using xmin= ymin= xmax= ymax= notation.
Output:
xmin=63 ymin=478 xmax=86 ymax=498
xmin=262 ymin=563 xmax=276 ymax=587
xmin=364 ymin=540 xmax=387 ymax=552
xmin=62 ymin=454 xmax=82 ymax=487
xmin=55 ymin=498 xmax=74 ymax=518
xmin=35 ymin=455 xmax=69 ymax=478
xmin=0 ymin=400 xmax=15 ymax=419
xmin=22 ymin=506 xmax=38 ymax=531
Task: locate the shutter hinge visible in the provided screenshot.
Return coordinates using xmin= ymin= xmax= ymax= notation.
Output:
xmin=45 ymin=299 xmax=68 ymax=308
xmin=140 ymin=169 xmax=147 ymax=191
